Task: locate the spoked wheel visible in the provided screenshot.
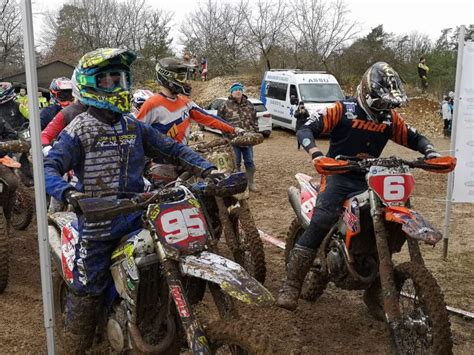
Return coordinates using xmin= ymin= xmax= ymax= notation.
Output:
xmin=0 ymin=209 xmax=9 ymax=293
xmin=230 ymin=202 xmax=266 ymax=283
xmin=206 ymin=320 xmax=272 ymax=354
xmin=394 ymin=262 xmax=453 ymax=355
xmin=11 ymin=186 xmax=33 ymax=231
xmin=285 ymin=218 xmax=327 ymax=302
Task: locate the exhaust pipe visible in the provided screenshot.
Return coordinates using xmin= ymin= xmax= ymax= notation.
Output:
xmin=288 ymin=186 xmax=309 ymax=229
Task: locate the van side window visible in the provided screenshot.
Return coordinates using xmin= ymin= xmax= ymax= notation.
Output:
xmin=289 ymin=85 xmax=298 ymax=102
xmin=266 ymin=81 xmax=288 ymax=101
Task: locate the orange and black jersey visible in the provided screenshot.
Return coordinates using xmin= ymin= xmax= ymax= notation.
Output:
xmin=136 ymin=93 xmax=235 ymax=145
xmin=297 ymin=98 xmax=433 ymax=159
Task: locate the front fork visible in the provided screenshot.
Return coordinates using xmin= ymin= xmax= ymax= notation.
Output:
xmin=369 ymin=190 xmax=404 ymax=353
xmin=156 ymin=242 xmax=212 ymax=354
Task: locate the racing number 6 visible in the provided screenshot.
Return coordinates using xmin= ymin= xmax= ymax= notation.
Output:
xmin=383 ymin=176 xmax=405 ymax=200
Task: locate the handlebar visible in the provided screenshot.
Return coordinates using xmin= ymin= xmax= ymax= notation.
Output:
xmin=316 ymin=155 xmax=456 ymax=175
xmin=77 ymin=172 xmax=248 ymax=222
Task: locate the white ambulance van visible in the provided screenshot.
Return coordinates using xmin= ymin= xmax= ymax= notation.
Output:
xmin=260 ymin=69 xmax=344 ymax=131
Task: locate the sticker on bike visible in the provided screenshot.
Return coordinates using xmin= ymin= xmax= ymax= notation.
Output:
xmin=368 ymin=166 xmax=414 ymax=204
xmin=151 ymin=199 xmax=208 ymax=251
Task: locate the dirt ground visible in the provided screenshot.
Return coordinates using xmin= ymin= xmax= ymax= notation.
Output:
xmin=0 ymin=129 xmax=472 ymax=354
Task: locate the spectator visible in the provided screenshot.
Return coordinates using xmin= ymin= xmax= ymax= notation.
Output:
xmin=294 ymin=101 xmax=310 ymax=149
xmin=200 ymin=57 xmax=208 ymax=81
xmin=190 ymin=55 xmax=198 ymax=80
xmin=418 ymin=56 xmax=429 ymax=93
xmin=16 ymin=87 xmax=28 ymax=106
xmin=218 ymin=82 xmax=260 ymax=192
xmin=441 ymin=95 xmax=452 ymax=137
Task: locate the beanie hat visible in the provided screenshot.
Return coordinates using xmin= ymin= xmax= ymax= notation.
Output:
xmin=230 ymin=82 xmax=244 ymax=93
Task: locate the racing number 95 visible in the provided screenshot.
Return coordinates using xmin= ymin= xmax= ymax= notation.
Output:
xmin=160 ymin=207 xmax=206 ymax=244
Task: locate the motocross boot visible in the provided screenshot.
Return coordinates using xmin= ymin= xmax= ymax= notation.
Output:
xmin=276 ymin=245 xmax=316 ymax=311
xmin=246 ymin=167 xmax=258 ymax=192
xmin=62 ymin=291 xmax=102 ymax=354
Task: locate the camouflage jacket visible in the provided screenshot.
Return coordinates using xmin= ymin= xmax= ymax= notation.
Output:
xmin=217 ymin=95 xmax=258 ymax=132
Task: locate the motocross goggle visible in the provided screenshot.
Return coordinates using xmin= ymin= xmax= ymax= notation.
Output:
xmin=367 ymin=92 xmax=407 ymax=111
xmin=157 ymin=67 xmax=188 ymax=83
xmin=51 ymin=89 xmax=73 ymax=103
xmin=79 ymin=69 xmax=132 ymax=93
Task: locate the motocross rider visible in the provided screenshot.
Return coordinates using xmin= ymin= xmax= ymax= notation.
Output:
xmin=277 ymin=62 xmax=441 ymax=311
xmin=0 ymin=82 xmax=25 ymax=131
xmin=44 ymin=48 xmax=220 ymax=352
xmin=39 ymin=77 xmax=75 ymax=130
xmin=136 ymin=56 xmax=242 ymax=145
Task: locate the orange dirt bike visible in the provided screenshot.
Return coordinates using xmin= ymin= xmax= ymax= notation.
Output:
xmin=49 ymin=173 xmax=274 ymax=354
xmin=286 ymin=155 xmax=456 ymax=354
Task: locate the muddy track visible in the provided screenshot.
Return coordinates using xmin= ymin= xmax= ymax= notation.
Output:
xmin=0 ymin=131 xmax=473 ymax=354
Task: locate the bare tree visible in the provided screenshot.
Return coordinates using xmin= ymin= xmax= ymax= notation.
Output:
xmin=240 ymin=0 xmax=288 ymax=70
xmin=289 ymin=0 xmax=358 ymax=70
xmin=40 ymin=0 xmax=172 ymax=81
xmin=0 ymin=0 xmax=22 ymax=77
xmin=180 ymin=0 xmax=248 ymax=75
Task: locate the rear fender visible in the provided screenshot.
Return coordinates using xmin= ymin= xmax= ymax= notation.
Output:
xmin=179 ymin=251 xmax=274 ymax=305
xmin=294 ymin=173 xmax=318 ymax=224
xmin=48 ymin=212 xmax=78 ymax=284
xmin=385 ymin=206 xmax=442 ymax=245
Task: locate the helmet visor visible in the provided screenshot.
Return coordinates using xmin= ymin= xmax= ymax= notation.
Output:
xmin=94 ymin=70 xmax=132 ymax=92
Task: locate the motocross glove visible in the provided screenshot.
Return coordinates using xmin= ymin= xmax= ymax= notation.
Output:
xmin=311 ymin=151 xmax=324 ymax=160
xmin=64 ymin=189 xmax=87 ymax=213
xmin=234 ymin=127 xmax=246 ymax=135
xmin=42 ymin=145 xmax=52 ymax=157
xmin=424 ymin=147 xmax=441 ymax=160
xmin=202 ymin=169 xmax=226 ymax=184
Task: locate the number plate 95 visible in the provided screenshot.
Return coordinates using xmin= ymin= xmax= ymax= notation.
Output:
xmin=150 ymin=199 xmax=208 ymax=252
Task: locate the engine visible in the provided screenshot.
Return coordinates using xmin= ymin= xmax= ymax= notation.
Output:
xmin=326 ymin=243 xmax=346 ymax=278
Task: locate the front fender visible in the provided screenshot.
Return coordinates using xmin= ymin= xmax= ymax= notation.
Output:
xmin=179 ymin=251 xmax=274 ymax=306
xmin=385 ymin=206 xmax=442 ymax=245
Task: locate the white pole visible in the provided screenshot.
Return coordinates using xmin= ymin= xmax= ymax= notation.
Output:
xmin=20 ymin=0 xmax=56 ymax=353
xmin=442 ymin=25 xmax=465 ymax=260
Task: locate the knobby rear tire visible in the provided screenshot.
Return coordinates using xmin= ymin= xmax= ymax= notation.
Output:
xmin=230 ymin=205 xmax=266 ymax=283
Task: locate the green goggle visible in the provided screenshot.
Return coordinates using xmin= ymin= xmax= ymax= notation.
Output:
xmin=78 ymin=70 xmax=132 ymax=93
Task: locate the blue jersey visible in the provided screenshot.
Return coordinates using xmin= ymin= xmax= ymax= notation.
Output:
xmin=45 ymin=111 xmax=214 ymax=201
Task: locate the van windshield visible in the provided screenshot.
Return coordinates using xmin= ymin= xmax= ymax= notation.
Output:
xmin=298 ymin=84 xmax=344 ymax=103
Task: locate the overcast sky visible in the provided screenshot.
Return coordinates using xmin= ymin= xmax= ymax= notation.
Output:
xmin=33 ymin=0 xmax=474 ymax=53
